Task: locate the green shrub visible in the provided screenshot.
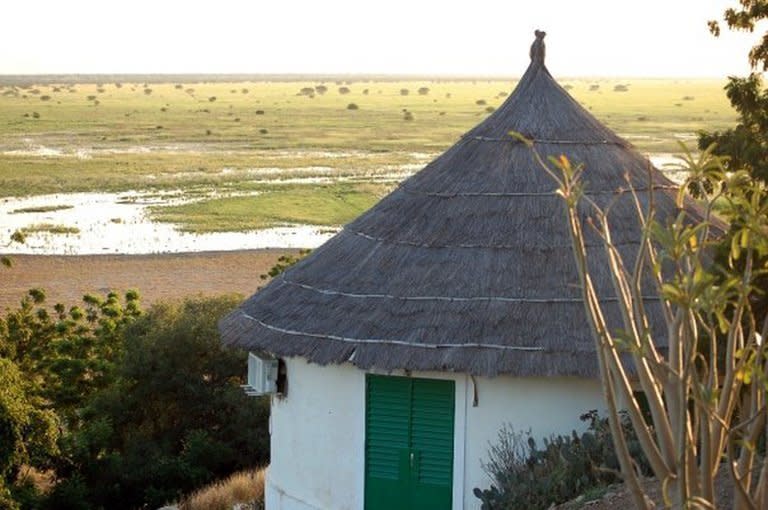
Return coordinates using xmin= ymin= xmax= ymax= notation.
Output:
xmin=473 ymin=411 xmax=650 ymax=510
xmin=46 ymin=295 xmax=270 ymax=510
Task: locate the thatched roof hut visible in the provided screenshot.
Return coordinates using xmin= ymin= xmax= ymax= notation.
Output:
xmin=223 ymin=32 xmax=719 ymax=510
xmin=220 ymin=34 xmax=705 ymax=379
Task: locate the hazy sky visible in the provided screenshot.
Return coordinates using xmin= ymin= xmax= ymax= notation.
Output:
xmin=1 ymin=0 xmax=762 ymax=77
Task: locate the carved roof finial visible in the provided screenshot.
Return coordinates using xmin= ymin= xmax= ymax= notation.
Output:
xmin=530 ymin=30 xmax=546 ymax=65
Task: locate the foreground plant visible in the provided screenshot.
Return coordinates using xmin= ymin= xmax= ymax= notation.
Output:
xmin=527 ymin=136 xmax=768 ymax=509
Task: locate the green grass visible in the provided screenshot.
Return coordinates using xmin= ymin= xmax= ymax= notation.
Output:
xmin=21 ymin=223 xmax=80 ymax=235
xmin=0 ymin=78 xmax=737 ymax=199
xmin=151 ymin=183 xmax=390 ymax=232
xmin=0 ymin=78 xmax=738 ymax=232
xmin=10 ymin=204 xmax=73 ymax=214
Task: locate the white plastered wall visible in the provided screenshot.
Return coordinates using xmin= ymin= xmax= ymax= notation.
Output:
xmin=265 ymin=357 xmax=606 ymax=510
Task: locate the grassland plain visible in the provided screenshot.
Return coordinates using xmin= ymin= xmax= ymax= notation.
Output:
xmin=0 ymin=77 xmax=736 ymax=231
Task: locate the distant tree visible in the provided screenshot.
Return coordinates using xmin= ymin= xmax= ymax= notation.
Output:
xmin=338 ymin=86 xmax=351 ymax=94
xmin=699 ymin=74 xmax=768 ymax=184
xmin=347 ymin=103 xmax=359 ymax=110
xmin=400 ymin=88 xmax=409 ymax=96
xmin=144 ymin=88 xmax=153 ymax=95
xmin=417 ymin=87 xmax=430 ymax=95
xmin=39 ymin=95 xmax=51 ymax=101
xmin=362 ymin=88 xmax=369 ymax=95
xmin=174 ymin=84 xmax=183 ymax=89
xmin=314 ymin=85 xmax=327 ymax=95
xmin=708 ymin=0 xmax=768 ymax=70
xmin=208 ymin=96 xmax=217 ymax=102
xmin=86 ymin=95 xmax=96 ymax=101
xmin=475 ymin=99 xmax=486 ymax=105
xmin=255 ymin=109 xmax=265 ymax=115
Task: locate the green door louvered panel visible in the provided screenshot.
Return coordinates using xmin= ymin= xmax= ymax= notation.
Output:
xmin=411 ymin=378 xmax=455 ymax=510
xmin=365 ymin=375 xmax=411 ymax=510
xmin=365 ymin=375 xmax=454 ymax=510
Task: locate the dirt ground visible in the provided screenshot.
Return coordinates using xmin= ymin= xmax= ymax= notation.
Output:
xmin=0 ymin=249 xmax=297 ymax=310
xmin=554 ymin=467 xmax=734 ymax=509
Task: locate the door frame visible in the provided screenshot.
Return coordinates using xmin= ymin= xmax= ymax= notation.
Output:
xmin=361 ymin=370 xmax=467 ymax=510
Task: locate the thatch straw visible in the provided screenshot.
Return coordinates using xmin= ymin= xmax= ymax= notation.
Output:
xmin=219 ymin=36 xmax=715 ymax=378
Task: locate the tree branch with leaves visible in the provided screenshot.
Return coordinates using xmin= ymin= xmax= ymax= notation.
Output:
xmin=520 ymin=131 xmax=768 ymax=509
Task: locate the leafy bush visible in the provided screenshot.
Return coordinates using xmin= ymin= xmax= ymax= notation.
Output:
xmin=49 ymin=295 xmax=270 ymax=510
xmin=473 ymin=411 xmax=650 ymax=510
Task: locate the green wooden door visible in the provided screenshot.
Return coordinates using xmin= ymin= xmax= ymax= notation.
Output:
xmin=365 ymin=375 xmax=455 ymax=510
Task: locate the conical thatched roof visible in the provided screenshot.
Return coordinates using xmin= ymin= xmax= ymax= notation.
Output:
xmin=220 ymin=33 xmax=710 ymax=378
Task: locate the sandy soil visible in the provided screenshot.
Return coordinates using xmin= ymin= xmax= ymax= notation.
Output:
xmin=0 ymin=249 xmax=297 ymax=310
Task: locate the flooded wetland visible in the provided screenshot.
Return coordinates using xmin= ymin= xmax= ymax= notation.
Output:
xmin=0 ymin=76 xmax=735 ymax=254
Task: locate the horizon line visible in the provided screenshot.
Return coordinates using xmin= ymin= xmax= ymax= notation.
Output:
xmin=0 ymin=71 xmax=735 ymax=83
